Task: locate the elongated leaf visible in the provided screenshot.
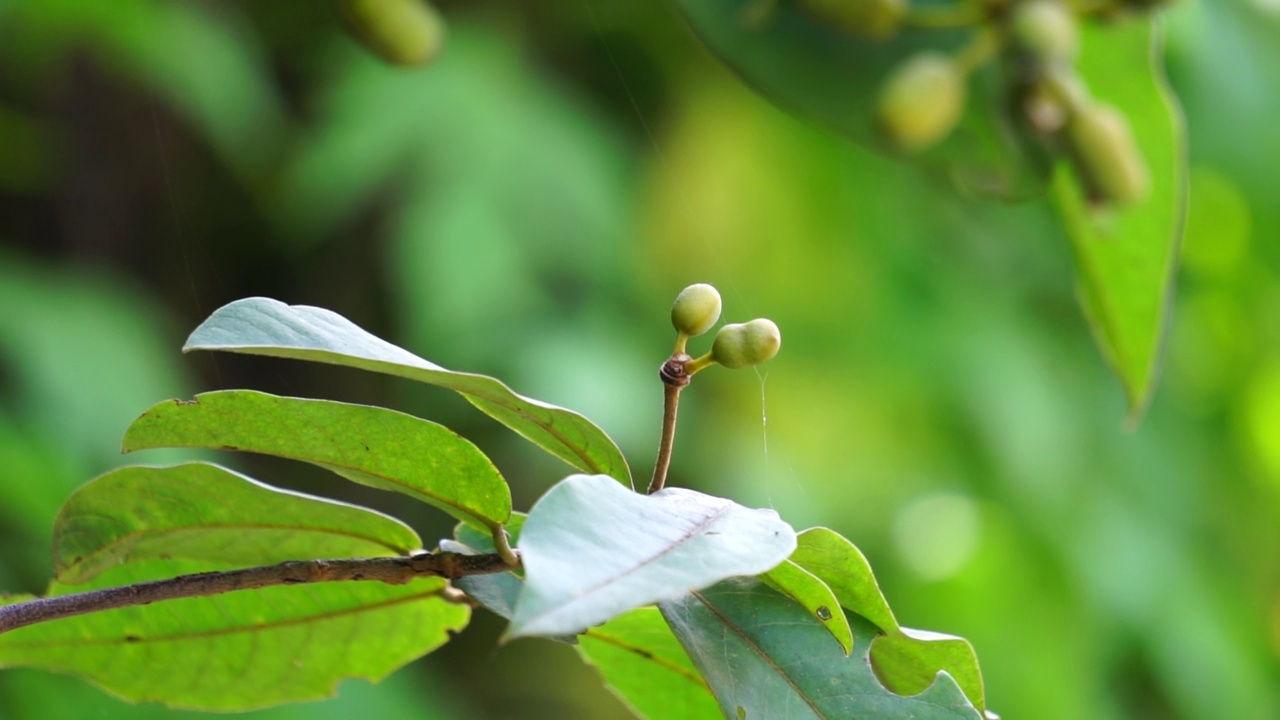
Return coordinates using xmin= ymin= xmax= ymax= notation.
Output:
xmin=54 ymin=462 xmax=421 ymax=585
xmin=789 ymin=527 xmax=898 ymax=634
xmin=509 ymin=475 xmax=795 ymax=639
xmin=123 ymin=390 xmax=509 ymax=530
xmin=1054 ymin=18 xmax=1186 ymax=422
xmin=789 ymin=527 xmax=986 ymax=712
xmin=660 ymin=578 xmax=981 ymax=719
xmin=183 ymin=298 xmax=631 ymax=484
xmin=762 ymin=558 xmax=853 ymax=655
xmin=578 ymin=607 xmax=721 ymax=720
xmin=0 ymin=560 xmax=468 ymax=711
xmin=672 ymin=0 xmax=1050 ymax=199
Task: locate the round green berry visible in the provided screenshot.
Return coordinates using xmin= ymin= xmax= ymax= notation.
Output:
xmin=671 ymin=283 xmax=723 ymax=338
xmin=340 ymin=0 xmax=445 ymax=67
xmin=1012 ymin=0 xmax=1079 ymax=64
xmin=711 ymin=319 xmax=782 ymax=369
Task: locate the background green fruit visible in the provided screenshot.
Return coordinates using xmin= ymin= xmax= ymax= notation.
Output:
xmin=877 ymin=53 xmax=967 ymax=152
xmin=1012 ymin=0 xmax=1079 ymax=64
xmin=340 ymin=0 xmax=445 ymax=67
xmin=1066 ymin=102 xmax=1150 ymax=206
xmin=796 ymin=0 xmax=907 ymax=39
xmin=671 ymin=283 xmax=723 ymax=337
xmin=711 ymin=319 xmax=782 ymax=369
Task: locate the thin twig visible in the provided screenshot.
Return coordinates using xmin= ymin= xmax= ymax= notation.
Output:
xmin=648 ymin=355 xmax=691 ymax=494
xmin=0 ymin=551 xmax=514 ymax=636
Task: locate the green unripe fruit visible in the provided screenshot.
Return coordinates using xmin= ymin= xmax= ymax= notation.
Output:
xmin=671 ymin=283 xmax=723 ymax=338
xmin=797 ymin=0 xmax=907 ymax=39
xmin=877 ymin=53 xmax=967 ymax=153
xmin=340 ymin=0 xmax=445 ymax=67
xmin=1011 ymin=0 xmax=1079 ymax=63
xmin=711 ymin=319 xmax=782 ymax=369
xmin=1065 ymin=102 xmax=1150 ymax=206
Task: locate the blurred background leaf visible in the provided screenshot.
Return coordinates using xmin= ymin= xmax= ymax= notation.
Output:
xmin=0 ymin=0 xmax=1277 ymax=718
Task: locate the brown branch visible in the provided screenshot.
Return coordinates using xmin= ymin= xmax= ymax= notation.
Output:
xmin=0 ymin=551 xmax=515 ymax=636
xmin=648 ymin=354 xmax=691 ymax=494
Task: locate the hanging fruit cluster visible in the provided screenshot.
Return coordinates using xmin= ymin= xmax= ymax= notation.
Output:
xmin=793 ymin=0 xmax=1172 ymax=207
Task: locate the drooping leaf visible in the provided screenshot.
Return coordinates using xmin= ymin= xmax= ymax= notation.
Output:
xmin=508 ymin=475 xmax=796 ymax=639
xmin=182 ymin=298 xmax=631 ymax=485
xmin=0 ymin=560 xmax=468 ymax=711
xmin=1054 ymin=18 xmax=1186 ymax=422
xmin=54 ymin=462 xmax=420 ymax=585
xmin=671 ymin=0 xmax=1050 ymax=199
xmin=660 ymin=577 xmax=982 ymax=719
xmin=122 ymin=390 xmax=510 ymax=531
xmin=789 ymin=527 xmax=898 ymax=634
xmin=578 ymin=607 xmax=721 ymax=720
xmin=870 ymin=628 xmax=986 ymax=714
xmin=761 ymin=558 xmax=853 ymax=655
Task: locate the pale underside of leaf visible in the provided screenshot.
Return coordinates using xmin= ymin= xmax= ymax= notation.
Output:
xmin=509 ymin=475 xmax=796 ymax=639
xmin=182 ymin=297 xmax=631 ymax=484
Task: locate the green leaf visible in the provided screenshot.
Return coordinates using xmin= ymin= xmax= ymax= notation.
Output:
xmin=0 ymin=560 xmax=468 ymax=711
xmin=761 ymin=558 xmax=853 ymax=655
xmin=54 ymin=462 xmax=421 ymax=585
xmin=183 ymin=298 xmax=631 ymax=485
xmin=670 ymin=0 xmax=1050 ymax=199
xmin=578 ymin=607 xmax=721 ymax=720
xmin=1054 ymin=18 xmax=1186 ymax=422
xmin=122 ymin=390 xmax=510 ymax=531
xmin=789 ymin=527 xmax=898 ymax=634
xmin=789 ymin=527 xmax=986 ymax=712
xmin=870 ymin=628 xmax=986 ymax=715
xmin=660 ymin=577 xmax=982 ymax=719
xmin=508 ymin=475 xmax=796 ymax=639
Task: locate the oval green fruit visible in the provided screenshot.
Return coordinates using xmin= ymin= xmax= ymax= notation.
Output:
xmin=876 ymin=53 xmax=967 ymax=153
xmin=1011 ymin=0 xmax=1079 ymax=63
xmin=712 ymin=319 xmax=782 ymax=370
xmin=339 ymin=0 xmax=445 ymax=67
xmin=1065 ymin=102 xmax=1150 ymax=206
xmin=797 ymin=0 xmax=907 ymax=39
xmin=671 ymin=283 xmax=723 ymax=338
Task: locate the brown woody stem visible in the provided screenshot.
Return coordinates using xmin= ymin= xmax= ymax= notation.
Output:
xmin=647 ymin=354 xmax=692 ymax=494
xmin=0 ymin=551 xmax=515 ymax=636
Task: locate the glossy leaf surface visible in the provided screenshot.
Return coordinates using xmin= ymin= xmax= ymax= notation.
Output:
xmin=671 ymin=0 xmax=1050 ymax=199
xmin=0 ymin=561 xmax=467 ymax=711
xmin=183 ymin=298 xmax=631 ymax=484
xmin=54 ymin=462 xmax=420 ymax=585
xmin=578 ymin=607 xmax=721 ymax=720
xmin=660 ymin=577 xmax=982 ymax=719
xmin=123 ymin=390 xmax=509 ymax=530
xmin=1054 ymin=18 xmax=1186 ymax=421
xmin=509 ymin=475 xmax=796 ymax=638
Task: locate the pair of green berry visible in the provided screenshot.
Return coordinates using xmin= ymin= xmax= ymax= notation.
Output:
xmin=669 ymin=284 xmax=781 ymax=373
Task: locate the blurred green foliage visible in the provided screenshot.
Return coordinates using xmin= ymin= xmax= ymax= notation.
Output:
xmin=0 ymin=0 xmax=1277 ymax=718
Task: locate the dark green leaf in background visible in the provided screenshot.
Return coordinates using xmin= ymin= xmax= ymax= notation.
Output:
xmin=671 ymin=0 xmax=1050 ymax=199
xmin=660 ymin=577 xmax=982 ymax=719
xmin=1054 ymin=18 xmax=1186 ymax=422
xmin=509 ymin=475 xmax=796 ymax=639
xmin=54 ymin=462 xmax=421 ymax=585
xmin=123 ymin=390 xmax=510 ymax=531
xmin=183 ymin=298 xmax=632 ymax=485
xmin=578 ymin=607 xmax=721 ymax=720
xmin=0 ymin=561 xmax=468 ymax=711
